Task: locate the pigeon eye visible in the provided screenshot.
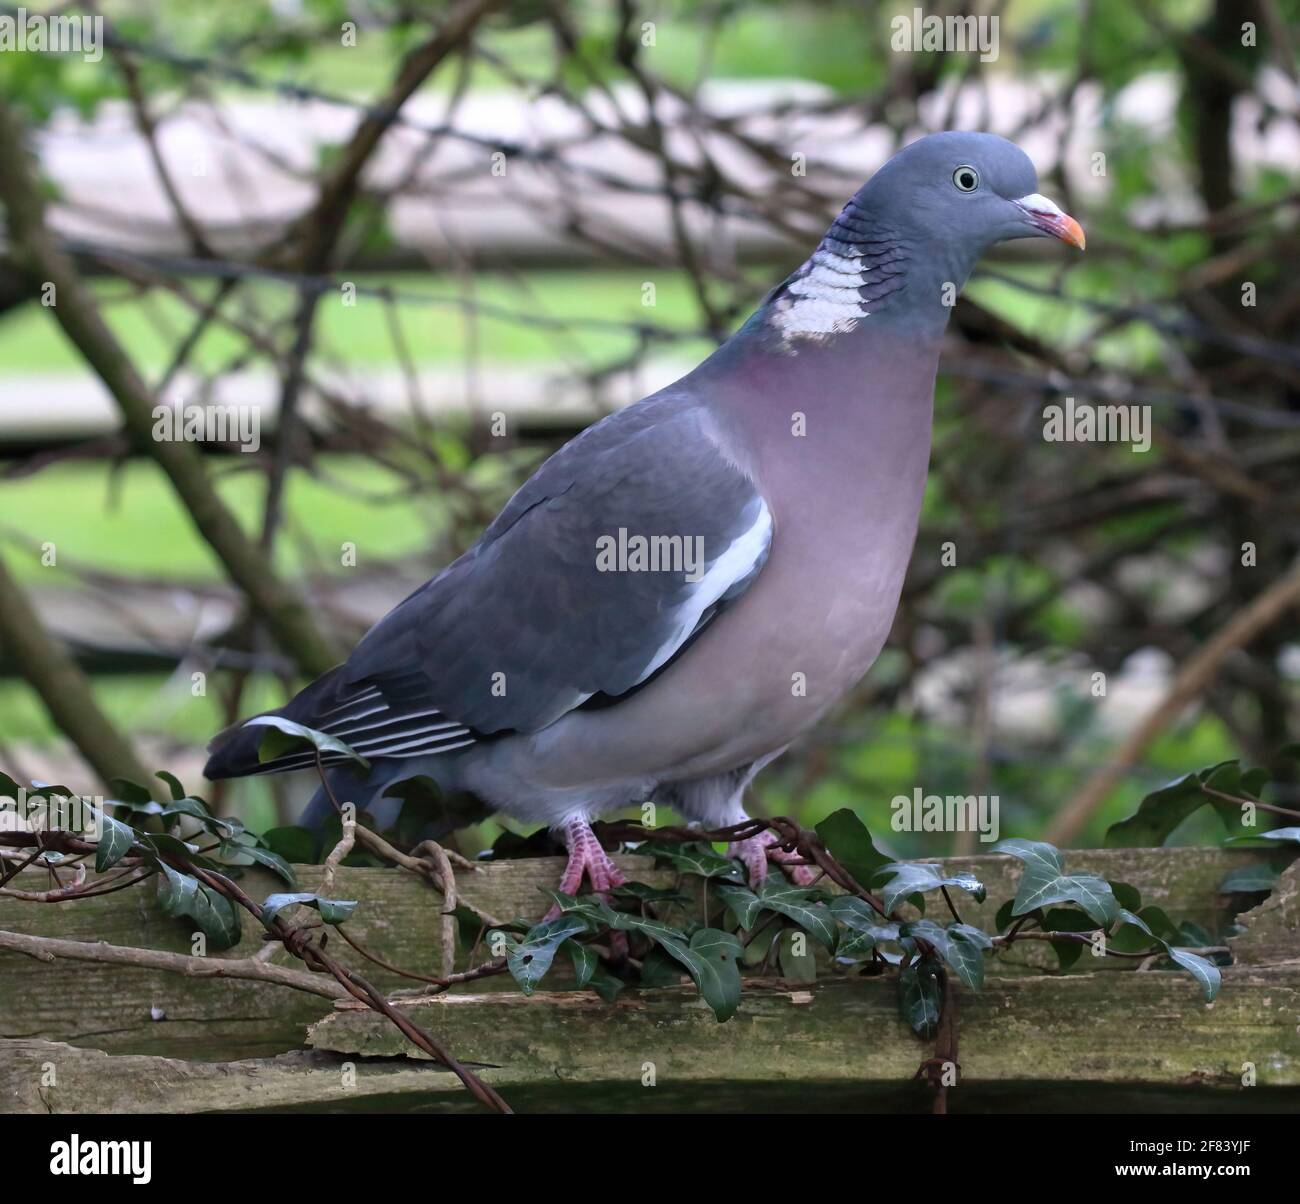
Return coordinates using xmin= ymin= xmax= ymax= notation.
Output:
xmin=952 ymin=166 xmax=979 ymax=192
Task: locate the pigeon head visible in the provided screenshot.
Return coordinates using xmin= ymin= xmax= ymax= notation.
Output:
xmin=862 ymin=130 xmax=1084 ymax=255
xmin=763 ymin=130 xmax=1082 ymax=344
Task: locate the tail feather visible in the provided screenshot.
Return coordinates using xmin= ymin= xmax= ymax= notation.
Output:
xmin=203 ymin=667 xmax=347 ymax=780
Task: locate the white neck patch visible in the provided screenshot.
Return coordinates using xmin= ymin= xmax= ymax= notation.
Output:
xmin=767 ymin=243 xmax=870 ymax=344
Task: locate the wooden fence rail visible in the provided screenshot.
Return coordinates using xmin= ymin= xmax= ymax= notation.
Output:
xmin=2 ymin=847 xmax=1296 ymax=1113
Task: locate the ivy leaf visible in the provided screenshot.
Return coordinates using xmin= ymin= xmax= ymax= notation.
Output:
xmin=155 ymin=771 xmax=188 ymax=802
xmin=1115 ymin=907 xmax=1153 ymax=938
xmin=639 ymin=946 xmax=688 ymax=988
xmin=1106 ymin=761 xmax=1253 ymax=847
xmin=610 ymin=882 xmax=689 ymax=905
xmin=777 ymin=928 xmax=818 ymax=983
xmin=755 ymin=880 xmax=837 ymax=950
xmin=231 ymin=844 xmax=297 ymax=887
xmin=141 ymin=832 xmax=205 ymax=862
xmin=156 ymin=795 xmax=242 ymax=842
xmin=655 ymin=928 xmax=743 ymax=1022
xmin=898 ymin=959 xmax=942 ymax=1038
xmin=157 ymin=862 xmax=240 ymax=948
xmin=493 ymin=916 xmax=591 ymax=995
xmin=873 ymin=862 xmax=986 ymax=915
xmin=610 ymin=914 xmax=688 ymax=946
xmin=1107 ymin=907 xmax=1157 ymax=955
xmin=1226 ymin=827 xmax=1300 ymax=847
xmin=450 ymin=902 xmax=490 ymax=949
xmin=260 ymin=826 xmax=319 ymax=865
xmin=640 ymin=841 xmax=745 ymax=882
xmin=565 ymin=939 xmax=598 ymax=989
xmin=261 ymin=892 xmax=358 ymax=927
xmin=91 ymin=805 xmax=136 ymax=871
xmin=715 ymin=883 xmax=763 ymax=929
xmin=108 ymin=778 xmax=154 ymax=806
xmin=156 ymin=861 xmax=199 ymax=918
xmin=1108 ymin=880 xmax=1143 ymax=912
xmin=719 ymin=880 xmax=836 ymax=949
xmin=538 ymin=889 xmax=741 ymax=1019
xmin=190 ymin=884 xmax=243 ymax=949
xmin=543 ymin=889 xmax=621 ymax=930
xmin=1031 ymin=875 xmax=1119 ymax=927
xmin=588 ymin=965 xmax=626 ymax=1003
xmin=158 ymin=795 xmax=214 ymax=824
xmin=32 ymin=781 xmax=75 ymax=797
xmin=743 ymin=923 xmax=781 ymax=967
xmin=829 ymin=896 xmax=899 ymax=961
xmin=949 ymin=920 xmax=992 ymax=955
xmin=1166 ymin=947 xmax=1221 ymax=1002
xmin=942 ymin=932 xmax=988 ymax=990
xmin=1178 ymin=920 xmax=1215 ymax=948
xmin=1200 ymin=763 xmax=1261 ymax=836
xmin=245 ymin=715 xmax=370 ymax=770
xmin=1105 ymin=771 xmax=1208 ymax=847
xmin=992 ymin=839 xmax=1119 ymax=927
xmin=1137 ymin=905 xmax=1180 ymax=942
xmin=1219 ymin=864 xmax=1278 ymax=893
xmin=900 ymin=919 xmax=991 ymax=990
xmin=815 ymin=808 xmax=890 ymax=885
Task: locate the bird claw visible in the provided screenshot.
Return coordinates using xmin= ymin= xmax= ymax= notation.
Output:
xmin=729 ymin=829 xmax=817 ymax=887
xmin=542 ymin=816 xmax=627 ymax=921
xmin=539 ymin=817 xmax=630 ymax=965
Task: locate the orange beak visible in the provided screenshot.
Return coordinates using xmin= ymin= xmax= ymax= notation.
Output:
xmin=1015 ymin=193 xmax=1086 ymax=250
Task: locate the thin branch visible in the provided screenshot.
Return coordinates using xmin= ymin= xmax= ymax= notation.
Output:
xmin=0 ymin=927 xmax=347 ymax=1000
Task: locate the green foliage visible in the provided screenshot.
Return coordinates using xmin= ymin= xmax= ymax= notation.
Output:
xmin=260 ymin=891 xmax=358 ymax=926
xmin=1106 ymin=759 xmax=1273 ymax=847
xmin=490 ymin=915 xmax=589 ymax=994
xmin=715 ymin=878 xmax=837 ymax=950
xmin=814 ymin=809 xmax=890 ymax=884
xmin=485 ymin=789 xmax=1258 ymax=1024
xmin=247 ymin=716 xmax=370 ymax=770
xmin=898 ymin=960 xmax=943 ymax=1038
xmin=525 ymin=889 xmax=744 ymax=1020
xmin=829 ymin=897 xmax=899 ymax=961
xmin=907 ymin=919 xmax=994 ymax=990
xmin=89 ymin=804 xmax=136 ymax=872
xmin=639 ymin=840 xmax=745 ymax=881
xmin=991 ymin=838 xmax=1120 ymax=927
xmin=872 ymin=862 xmax=987 ymax=915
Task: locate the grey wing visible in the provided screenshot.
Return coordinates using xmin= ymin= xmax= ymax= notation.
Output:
xmin=254 ymin=399 xmax=771 ymax=769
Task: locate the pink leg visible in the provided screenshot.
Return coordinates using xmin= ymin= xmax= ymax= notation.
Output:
xmin=729 ymin=828 xmax=817 ymax=888
xmin=546 ymin=816 xmax=628 ymax=959
xmin=553 ymin=815 xmax=627 ymax=898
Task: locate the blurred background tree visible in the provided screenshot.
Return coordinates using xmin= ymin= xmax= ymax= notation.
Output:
xmin=0 ymin=0 xmax=1296 ymax=856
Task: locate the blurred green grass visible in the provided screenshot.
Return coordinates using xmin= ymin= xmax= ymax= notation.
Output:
xmin=0 ymin=257 xmax=1154 ymax=377
xmin=0 ymin=270 xmax=717 ymax=375
xmin=2 ymin=454 xmax=503 ymax=582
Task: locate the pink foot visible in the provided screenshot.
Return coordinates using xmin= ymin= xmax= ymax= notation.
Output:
xmin=729 ymin=829 xmax=817 ymax=887
xmin=552 ymin=816 xmax=627 ymax=899
xmin=543 ymin=816 xmax=629 ymax=957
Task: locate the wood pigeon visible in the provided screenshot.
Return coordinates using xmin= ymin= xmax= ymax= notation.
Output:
xmin=205 ymin=131 xmax=1084 ymax=896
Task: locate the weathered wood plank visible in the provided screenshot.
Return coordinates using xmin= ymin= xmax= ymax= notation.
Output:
xmin=1231 ymin=861 xmax=1300 ymax=966
xmin=0 ymin=846 xmax=1279 ymax=1060
xmin=0 ymin=1040 xmax=469 ymax=1113
xmin=4 ymin=966 xmax=1297 ymax=1113
xmin=308 ymin=968 xmax=1300 ymax=1087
